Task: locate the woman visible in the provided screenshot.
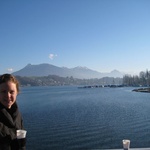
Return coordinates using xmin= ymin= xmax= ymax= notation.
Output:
xmin=0 ymin=74 xmax=26 ymax=150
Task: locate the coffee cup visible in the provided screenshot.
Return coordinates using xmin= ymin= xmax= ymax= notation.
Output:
xmin=16 ymin=130 xmax=27 ymax=139
xmin=122 ymin=139 xmax=130 ymax=150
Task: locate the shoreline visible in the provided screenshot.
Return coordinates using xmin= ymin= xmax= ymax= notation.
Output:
xmin=132 ymin=87 xmax=150 ymax=93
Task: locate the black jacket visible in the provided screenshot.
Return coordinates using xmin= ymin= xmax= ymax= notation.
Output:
xmin=0 ymin=102 xmax=25 ymax=150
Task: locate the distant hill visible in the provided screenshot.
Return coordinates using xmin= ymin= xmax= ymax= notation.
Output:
xmin=12 ymin=63 xmax=124 ymax=79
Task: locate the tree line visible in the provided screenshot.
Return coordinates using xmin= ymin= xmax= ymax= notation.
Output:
xmin=15 ymin=75 xmax=122 ymax=87
xmin=14 ymin=70 xmax=150 ymax=87
xmin=123 ymin=70 xmax=150 ymax=86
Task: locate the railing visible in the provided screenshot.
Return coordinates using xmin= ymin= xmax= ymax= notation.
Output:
xmin=103 ymin=148 xmax=150 ymax=150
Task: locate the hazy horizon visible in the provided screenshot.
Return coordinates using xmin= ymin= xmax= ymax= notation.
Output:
xmin=12 ymin=62 xmax=142 ymax=76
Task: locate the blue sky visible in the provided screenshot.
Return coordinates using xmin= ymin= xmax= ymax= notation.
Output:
xmin=0 ymin=0 xmax=150 ymax=75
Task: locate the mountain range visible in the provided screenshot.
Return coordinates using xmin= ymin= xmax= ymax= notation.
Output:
xmin=12 ymin=63 xmax=124 ymax=79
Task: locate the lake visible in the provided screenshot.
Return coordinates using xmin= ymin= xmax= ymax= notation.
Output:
xmin=17 ymin=86 xmax=150 ymax=150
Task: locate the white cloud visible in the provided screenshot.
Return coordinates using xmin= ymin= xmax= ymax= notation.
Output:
xmin=7 ymin=68 xmax=13 ymax=72
xmin=49 ymin=54 xmax=57 ymax=60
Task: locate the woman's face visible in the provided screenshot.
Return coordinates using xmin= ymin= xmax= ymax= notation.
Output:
xmin=0 ymin=81 xmax=18 ymax=109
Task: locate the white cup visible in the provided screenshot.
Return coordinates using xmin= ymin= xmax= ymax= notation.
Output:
xmin=16 ymin=130 xmax=27 ymax=139
xmin=122 ymin=139 xmax=130 ymax=150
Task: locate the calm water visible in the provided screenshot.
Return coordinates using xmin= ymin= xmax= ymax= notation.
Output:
xmin=17 ymin=86 xmax=150 ymax=150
